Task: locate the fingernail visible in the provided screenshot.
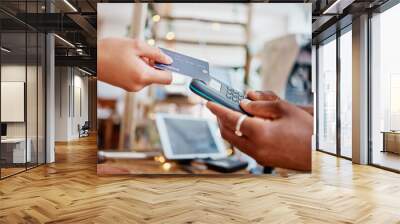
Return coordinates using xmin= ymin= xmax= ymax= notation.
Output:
xmin=244 ymin=90 xmax=250 ymax=98
xmin=255 ymin=90 xmax=263 ymax=95
xmin=166 ymin=55 xmax=173 ymax=64
xmin=240 ymin=99 xmax=251 ymax=106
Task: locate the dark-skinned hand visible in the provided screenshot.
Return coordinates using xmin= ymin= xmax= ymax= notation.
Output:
xmin=206 ymin=90 xmax=313 ymax=171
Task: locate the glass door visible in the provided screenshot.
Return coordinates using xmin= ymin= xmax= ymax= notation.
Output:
xmin=370 ymin=4 xmax=400 ymax=171
xmin=317 ymin=37 xmax=337 ymax=154
xmin=339 ymin=29 xmax=352 ymax=158
xmin=38 ymin=31 xmax=46 ymax=165
xmin=1 ymin=30 xmax=28 ymax=178
xmin=0 ymin=1 xmax=46 ymax=179
xmin=27 ymin=30 xmax=38 ymax=169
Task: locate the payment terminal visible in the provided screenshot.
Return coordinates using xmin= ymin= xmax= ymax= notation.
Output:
xmin=189 ymin=78 xmax=247 ymax=114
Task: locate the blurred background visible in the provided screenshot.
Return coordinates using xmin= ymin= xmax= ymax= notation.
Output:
xmin=97 ymin=3 xmax=311 ymax=174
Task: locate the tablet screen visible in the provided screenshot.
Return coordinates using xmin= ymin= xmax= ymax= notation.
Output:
xmin=163 ymin=117 xmax=219 ymax=155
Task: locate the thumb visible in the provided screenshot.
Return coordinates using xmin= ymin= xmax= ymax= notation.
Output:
xmin=240 ymin=99 xmax=283 ymax=119
xmin=246 ymin=90 xmax=279 ymax=101
xmin=133 ymin=40 xmax=173 ymax=64
xmin=143 ymin=66 xmax=173 ymax=85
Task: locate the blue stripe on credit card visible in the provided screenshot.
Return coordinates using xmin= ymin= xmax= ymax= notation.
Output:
xmin=154 ymin=47 xmax=210 ymax=83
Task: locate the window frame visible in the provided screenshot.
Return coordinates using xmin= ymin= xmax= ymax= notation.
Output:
xmin=367 ymin=0 xmax=400 ymax=173
xmin=315 ymin=24 xmax=352 ymax=160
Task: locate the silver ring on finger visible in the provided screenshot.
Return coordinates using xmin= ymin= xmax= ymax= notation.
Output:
xmin=235 ymin=114 xmax=247 ymax=137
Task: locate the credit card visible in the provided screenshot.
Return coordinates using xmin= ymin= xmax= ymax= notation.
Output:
xmin=154 ymin=47 xmax=210 ymax=83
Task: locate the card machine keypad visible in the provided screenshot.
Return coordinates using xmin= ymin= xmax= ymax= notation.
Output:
xmin=190 ymin=79 xmax=248 ymax=114
xmin=225 ymin=87 xmax=245 ymax=104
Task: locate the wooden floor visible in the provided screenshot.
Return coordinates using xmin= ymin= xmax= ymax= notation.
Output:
xmin=372 ymin=150 xmax=400 ymax=171
xmin=1 ymin=136 xmax=400 ymax=223
xmin=1 ymin=167 xmax=26 ymax=178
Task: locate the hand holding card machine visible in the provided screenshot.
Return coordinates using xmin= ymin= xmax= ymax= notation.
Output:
xmin=190 ymin=78 xmax=247 ymax=114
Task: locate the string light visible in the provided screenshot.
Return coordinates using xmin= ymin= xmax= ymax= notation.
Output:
xmin=162 ymin=162 xmax=172 ymax=171
xmin=147 ymin=38 xmax=155 ymax=46
xmin=63 ymin=0 xmax=78 ymax=12
xmin=154 ymin=155 xmax=166 ymax=163
xmin=166 ymin=31 xmax=175 ymax=40
xmin=152 ymin=14 xmax=161 ymax=22
xmin=54 ymin=34 xmax=75 ymax=48
xmin=1 ymin=47 xmax=11 ymax=53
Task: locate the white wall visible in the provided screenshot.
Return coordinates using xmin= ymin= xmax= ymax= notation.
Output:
xmin=1 ymin=65 xmax=29 ymax=138
xmin=55 ymin=67 xmax=69 ymax=141
xmin=97 ymin=3 xmax=133 ymax=39
xmin=72 ymin=73 xmax=89 ymax=138
xmin=54 ymin=67 xmax=89 ymax=141
xmin=1 ymin=64 xmax=46 ymax=163
xmin=1 ymin=65 xmax=25 ymax=141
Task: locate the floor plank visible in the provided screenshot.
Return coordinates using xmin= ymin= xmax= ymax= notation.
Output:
xmin=1 ymin=136 xmax=400 ymax=223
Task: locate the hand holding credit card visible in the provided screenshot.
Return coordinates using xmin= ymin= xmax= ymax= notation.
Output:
xmin=154 ymin=47 xmax=211 ymax=83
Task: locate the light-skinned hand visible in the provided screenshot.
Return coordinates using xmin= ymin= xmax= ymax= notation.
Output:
xmin=98 ymin=37 xmax=173 ymax=92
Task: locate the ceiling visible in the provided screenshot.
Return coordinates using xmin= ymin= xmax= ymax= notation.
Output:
xmin=0 ymin=0 xmax=394 ymax=74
